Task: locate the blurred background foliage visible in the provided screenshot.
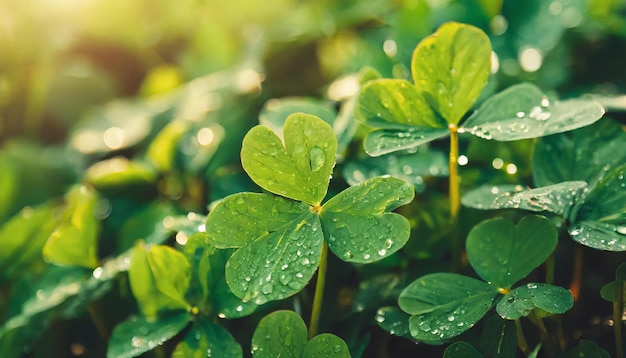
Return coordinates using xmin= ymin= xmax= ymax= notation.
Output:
xmin=1 ymin=0 xmax=626 ymax=357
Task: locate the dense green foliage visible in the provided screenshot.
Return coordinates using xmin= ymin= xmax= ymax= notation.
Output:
xmin=1 ymin=0 xmax=626 ymax=357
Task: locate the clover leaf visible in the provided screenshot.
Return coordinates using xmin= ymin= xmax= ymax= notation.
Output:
xmin=172 ymin=319 xmax=242 ymax=358
xmin=206 ymin=113 xmax=414 ymax=305
xmin=128 ymin=243 xmax=191 ymax=319
xmin=241 ymin=112 xmax=337 ymax=205
xmin=251 ymin=310 xmax=350 ymax=358
xmin=466 ymin=216 xmax=558 ymax=289
xmin=460 ymin=83 xmax=605 ymax=141
xmin=43 ymin=185 xmax=100 ymax=269
xmin=395 ymin=216 xmax=571 ymax=342
xmin=411 ymin=22 xmax=491 ymax=125
xmin=463 ymin=120 xmax=626 ymax=251
xmin=496 ymin=283 xmax=574 ymax=320
xmin=355 ymin=23 xmax=605 ymax=157
xmin=107 ymin=313 xmax=191 ymax=358
xmin=398 ymin=273 xmax=497 ymax=342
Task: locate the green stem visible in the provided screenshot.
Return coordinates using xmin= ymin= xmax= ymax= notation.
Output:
xmin=545 ymin=253 xmax=555 ymax=285
xmin=309 ymin=241 xmax=328 ymax=338
xmin=448 ymin=124 xmax=460 ymax=219
xmin=614 ymin=278 xmax=624 ymax=358
xmin=515 ymin=319 xmax=530 ymax=356
xmin=448 ymin=124 xmax=462 ymax=271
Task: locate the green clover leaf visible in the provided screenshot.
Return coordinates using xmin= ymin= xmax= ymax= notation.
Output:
xmin=411 ymin=22 xmax=491 ymax=125
xmin=206 ymin=114 xmax=414 ymax=305
xmin=128 ymin=243 xmax=191 ymax=319
xmin=398 ymin=273 xmax=497 ymax=341
xmin=43 ymin=185 xmax=100 ymax=269
xmin=251 ymin=310 xmax=350 ymax=358
xmin=241 ymin=112 xmax=337 ymax=205
xmin=466 ymin=216 xmax=557 ymax=289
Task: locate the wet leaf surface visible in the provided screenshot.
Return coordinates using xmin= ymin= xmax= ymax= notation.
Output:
xmin=173 ymin=319 xmax=242 ymax=358
xmin=466 ymin=216 xmax=557 ymax=289
xmin=225 ymin=213 xmax=323 ymax=305
xmin=398 ymin=273 xmax=497 ymax=341
xmin=241 ymin=113 xmax=338 ymax=205
xmin=461 ymin=83 xmax=605 ymax=141
xmin=251 ymin=310 xmax=308 ymax=358
xmin=206 ymin=193 xmax=310 ymax=249
xmin=107 ymin=312 xmax=191 ymax=358
xmin=363 ymin=127 xmax=450 ymax=157
xmin=301 ymin=333 xmax=351 ymax=357
xmin=568 ymin=163 xmax=626 ymax=251
xmin=321 ymin=177 xmax=414 ymax=263
xmin=412 ymin=22 xmax=491 ymax=125
xmin=461 ymin=181 xmax=587 ymax=217
xmin=496 ymin=283 xmax=573 ymax=320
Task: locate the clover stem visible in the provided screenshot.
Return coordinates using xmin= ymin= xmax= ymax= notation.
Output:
xmin=514 ymin=319 xmax=530 ymax=355
xmin=614 ymin=278 xmax=624 ymax=358
xmin=87 ymin=302 xmax=110 ymax=340
xmin=309 ymin=241 xmax=328 ymax=338
xmin=570 ymin=245 xmax=583 ymax=302
xmin=448 ymin=124 xmax=462 ymax=271
xmin=448 ymin=124 xmax=460 ymax=219
xmin=545 ymin=253 xmax=555 ymax=285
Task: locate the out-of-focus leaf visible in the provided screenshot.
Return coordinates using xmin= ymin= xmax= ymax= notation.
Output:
xmin=70 ymin=101 xmax=153 ymax=155
xmin=443 ymin=341 xmax=483 ymax=358
xmin=146 ymin=120 xmax=190 ymax=173
xmin=43 ymin=185 xmax=100 ymax=268
xmin=478 ymin=315 xmax=517 ymax=358
xmin=107 ymin=313 xmax=191 ymax=358
xmin=0 ymin=203 xmax=57 ymax=279
xmin=560 ymin=340 xmax=611 ymax=358
xmin=241 ymin=113 xmax=337 ymax=205
xmin=259 ymin=97 xmax=337 ymax=137
xmin=85 ymin=157 xmax=157 ymax=190
xmin=128 ymin=243 xmax=190 ymax=319
xmin=342 ymin=149 xmax=448 ymax=193
xmin=118 ymin=202 xmax=178 ymax=251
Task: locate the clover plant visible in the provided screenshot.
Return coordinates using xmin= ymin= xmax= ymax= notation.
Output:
xmin=2 ymin=5 xmax=626 ymax=358
xmin=205 ymin=112 xmax=414 ymax=336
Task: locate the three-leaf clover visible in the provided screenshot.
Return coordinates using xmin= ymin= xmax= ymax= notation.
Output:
xmin=355 ymin=22 xmax=604 ymax=156
xmin=395 ymin=216 xmax=573 ymax=342
xmin=206 ymin=113 xmax=414 ymax=305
